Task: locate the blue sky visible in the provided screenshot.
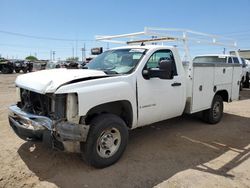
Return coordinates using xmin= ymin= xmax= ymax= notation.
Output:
xmin=0 ymin=0 xmax=250 ymax=60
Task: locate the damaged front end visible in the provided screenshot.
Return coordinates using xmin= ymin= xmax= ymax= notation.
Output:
xmin=8 ymin=88 xmax=89 ymax=153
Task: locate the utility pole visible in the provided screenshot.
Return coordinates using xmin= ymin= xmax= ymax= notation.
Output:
xmin=50 ymin=50 xmax=52 ymax=61
xmin=81 ymin=44 xmax=86 ymax=62
xmin=72 ymin=47 xmax=74 ymax=58
xmin=75 ymin=40 xmax=78 ymax=59
xmin=223 ymin=48 xmax=226 ymax=54
xmin=52 ymin=51 xmax=55 ymax=61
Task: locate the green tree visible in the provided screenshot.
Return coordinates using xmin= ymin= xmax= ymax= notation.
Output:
xmin=25 ymin=56 xmax=38 ymax=61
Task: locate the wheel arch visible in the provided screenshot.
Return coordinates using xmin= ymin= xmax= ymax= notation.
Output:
xmin=215 ymin=90 xmax=229 ymax=102
xmin=84 ymin=100 xmax=133 ymax=129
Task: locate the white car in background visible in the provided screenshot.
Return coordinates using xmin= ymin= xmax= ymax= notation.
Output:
xmin=245 ymin=59 xmax=250 ymax=72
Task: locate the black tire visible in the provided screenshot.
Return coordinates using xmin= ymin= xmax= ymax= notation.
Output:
xmin=203 ymin=95 xmax=223 ymax=124
xmin=1 ymin=67 xmax=9 ymax=74
xmin=8 ymin=68 xmax=14 ymax=74
xmin=1 ymin=66 xmax=13 ymax=74
xmin=82 ymin=114 xmax=128 ymax=168
xmin=15 ymin=69 xmax=20 ymax=73
xmin=240 ymin=81 xmax=243 ymax=91
xmin=22 ymin=67 xmax=28 ymax=73
xmin=28 ymin=66 xmax=33 ymax=72
xmin=243 ymin=72 xmax=249 ymax=88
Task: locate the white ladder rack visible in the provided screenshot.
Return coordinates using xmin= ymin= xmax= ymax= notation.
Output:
xmin=96 ymin=27 xmax=239 ymax=79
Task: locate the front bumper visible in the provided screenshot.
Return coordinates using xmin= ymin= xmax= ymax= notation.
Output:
xmin=9 ymin=105 xmax=52 ymax=140
xmin=8 ymin=105 xmax=89 ymax=152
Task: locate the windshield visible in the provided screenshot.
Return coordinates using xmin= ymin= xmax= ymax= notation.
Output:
xmin=86 ymin=48 xmax=146 ymax=74
xmin=193 ymin=56 xmax=227 ymax=63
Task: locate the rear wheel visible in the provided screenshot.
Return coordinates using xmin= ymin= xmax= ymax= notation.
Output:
xmin=81 ymin=114 xmax=128 ymax=168
xmin=243 ymin=72 xmax=249 ymax=88
xmin=203 ymin=95 xmax=223 ymax=124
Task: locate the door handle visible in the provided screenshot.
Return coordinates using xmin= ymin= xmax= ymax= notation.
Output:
xmin=171 ymin=82 xmax=182 ymax=87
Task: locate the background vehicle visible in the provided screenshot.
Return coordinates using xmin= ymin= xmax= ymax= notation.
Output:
xmin=241 ymin=58 xmax=249 ymax=88
xmin=0 ymin=58 xmax=14 ymax=74
xmin=63 ymin=60 xmax=84 ymax=69
xmin=33 ymin=60 xmax=48 ymax=71
xmin=193 ymin=54 xmax=249 ymax=89
xmin=46 ymin=60 xmax=85 ymax=69
xmin=11 ymin=60 xmax=33 ymax=73
xmin=24 ymin=60 xmax=33 ymax=72
xmin=45 ymin=61 xmax=65 ymax=69
xmin=12 ymin=60 xmax=23 ymax=73
xmin=8 ymin=28 xmax=242 ymax=168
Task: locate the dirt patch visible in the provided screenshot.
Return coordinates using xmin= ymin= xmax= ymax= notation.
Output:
xmin=0 ymin=73 xmax=249 ymax=188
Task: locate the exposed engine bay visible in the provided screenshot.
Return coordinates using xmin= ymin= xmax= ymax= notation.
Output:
xmin=18 ymin=88 xmax=66 ymax=120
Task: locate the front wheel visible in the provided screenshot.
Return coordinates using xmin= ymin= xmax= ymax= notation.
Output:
xmin=81 ymin=114 xmax=128 ymax=168
xmin=203 ymin=95 xmax=223 ymax=124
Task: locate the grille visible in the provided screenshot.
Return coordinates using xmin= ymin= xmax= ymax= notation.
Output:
xmin=20 ymin=88 xmax=52 ymax=116
xmin=19 ymin=89 xmax=66 ymax=120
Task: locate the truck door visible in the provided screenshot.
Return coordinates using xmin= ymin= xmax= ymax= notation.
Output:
xmin=137 ymin=49 xmax=186 ymax=126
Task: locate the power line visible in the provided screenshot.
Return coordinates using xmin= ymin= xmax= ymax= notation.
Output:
xmin=0 ymin=43 xmax=78 ymax=50
xmin=0 ymin=30 xmax=94 ymax=42
xmin=218 ymin=29 xmax=250 ymax=36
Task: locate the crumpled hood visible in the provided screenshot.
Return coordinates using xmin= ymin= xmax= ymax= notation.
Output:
xmin=15 ymin=69 xmax=107 ymax=94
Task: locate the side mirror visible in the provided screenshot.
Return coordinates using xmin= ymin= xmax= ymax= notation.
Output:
xmin=142 ymin=59 xmax=174 ymax=80
xmin=142 ymin=69 xmax=150 ymax=79
xmin=158 ymin=59 xmax=174 ymax=79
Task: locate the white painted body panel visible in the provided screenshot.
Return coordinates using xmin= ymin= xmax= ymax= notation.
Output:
xmin=135 ymin=47 xmax=186 ymax=126
xmin=56 ymin=75 xmax=138 ymax=128
xmin=191 ymin=66 xmax=215 ymax=113
xmin=187 ymin=65 xmax=241 ymax=113
xmin=15 ymin=69 xmax=106 ymax=94
xmin=231 ymin=66 xmax=243 ymax=100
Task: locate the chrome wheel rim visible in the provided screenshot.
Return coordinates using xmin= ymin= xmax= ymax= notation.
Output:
xmin=96 ymin=127 xmax=121 ymax=158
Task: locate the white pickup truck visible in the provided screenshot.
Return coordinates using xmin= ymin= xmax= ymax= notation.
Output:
xmin=8 ymin=28 xmax=242 ymax=168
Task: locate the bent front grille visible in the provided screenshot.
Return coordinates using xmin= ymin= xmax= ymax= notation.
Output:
xmin=19 ymin=88 xmax=66 ymax=120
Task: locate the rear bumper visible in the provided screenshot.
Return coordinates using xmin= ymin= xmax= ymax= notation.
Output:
xmin=8 ymin=105 xmax=89 ymax=152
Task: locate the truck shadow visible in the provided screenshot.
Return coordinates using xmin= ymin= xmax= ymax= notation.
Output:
xmin=18 ymin=113 xmax=250 ymax=188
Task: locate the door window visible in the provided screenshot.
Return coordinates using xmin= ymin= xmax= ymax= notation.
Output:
xmin=233 ymin=57 xmax=240 ymax=64
xmin=228 ymin=57 xmax=233 ymax=63
xmin=145 ymin=50 xmax=177 ymax=75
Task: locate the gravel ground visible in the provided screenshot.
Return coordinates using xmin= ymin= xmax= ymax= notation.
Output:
xmin=0 ymin=73 xmax=249 ymax=188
